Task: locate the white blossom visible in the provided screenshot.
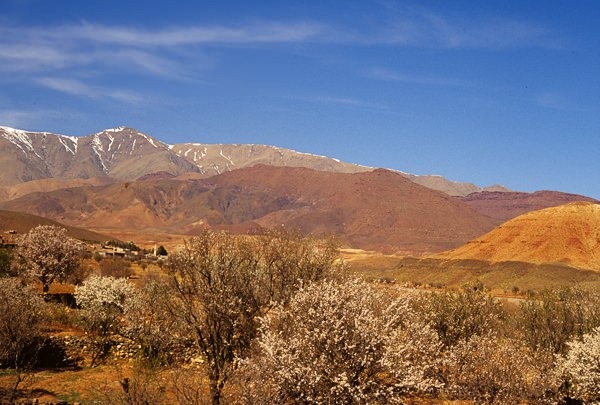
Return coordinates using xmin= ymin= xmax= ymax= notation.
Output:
xmin=236 ymin=279 xmax=442 ymax=404
xmin=557 ymin=326 xmax=600 ymax=403
xmin=75 ymin=276 xmax=136 ymax=365
xmin=15 ymin=225 xmax=81 ymax=293
xmin=443 ymin=334 xmax=558 ymax=404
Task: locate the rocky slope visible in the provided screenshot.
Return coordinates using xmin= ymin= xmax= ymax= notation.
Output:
xmin=436 ymin=202 xmax=600 ymax=270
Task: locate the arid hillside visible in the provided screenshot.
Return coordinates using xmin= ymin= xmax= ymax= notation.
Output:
xmin=0 ymin=210 xmax=114 ymax=242
xmin=0 ymin=165 xmax=496 ymax=253
xmin=0 ymin=177 xmax=116 ymax=202
xmin=461 ymin=190 xmax=599 ymax=223
xmin=436 ymin=202 xmax=600 ymax=270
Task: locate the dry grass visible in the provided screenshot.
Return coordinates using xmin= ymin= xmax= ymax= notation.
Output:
xmin=345 ymin=250 xmax=600 ymax=294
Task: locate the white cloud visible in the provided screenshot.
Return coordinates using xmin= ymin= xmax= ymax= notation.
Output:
xmin=0 ymin=12 xmax=561 ymax=106
xmin=291 ymin=95 xmax=389 ymax=111
xmin=62 ymin=21 xmax=325 ymax=47
xmin=35 ymin=77 xmax=144 ymax=104
xmin=366 ymin=67 xmax=469 ymax=86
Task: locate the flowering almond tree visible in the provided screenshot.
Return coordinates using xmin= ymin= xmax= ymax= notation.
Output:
xmin=557 ymin=327 xmax=600 ymax=402
xmin=235 ymin=278 xmax=442 ymax=404
xmin=166 ymin=229 xmax=339 ymax=405
xmin=15 ymin=225 xmax=81 ymax=293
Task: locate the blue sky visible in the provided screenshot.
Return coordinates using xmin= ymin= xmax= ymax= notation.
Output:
xmin=1 ymin=1 xmax=599 ymax=198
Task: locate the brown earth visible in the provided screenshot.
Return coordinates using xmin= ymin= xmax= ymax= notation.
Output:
xmin=436 ymin=202 xmax=600 ymax=270
xmin=0 ymin=165 xmax=497 ymax=254
xmin=460 ymin=190 xmax=599 ymax=223
xmin=0 ymin=210 xmax=116 ymax=243
xmin=345 ymin=251 xmax=600 ymax=293
xmin=0 ymin=177 xmax=116 ymax=202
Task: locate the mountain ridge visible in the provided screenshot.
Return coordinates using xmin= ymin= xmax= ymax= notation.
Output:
xmin=0 ymin=125 xmax=507 ymax=197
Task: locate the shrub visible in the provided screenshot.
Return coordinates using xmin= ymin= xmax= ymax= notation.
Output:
xmin=123 ymin=278 xmax=185 ymax=363
xmin=0 ymin=278 xmax=46 ymax=402
xmin=75 ymin=276 xmax=136 ymax=365
xmin=99 ymin=257 xmax=133 ymax=279
xmin=234 ymin=279 xmax=442 ymax=404
xmin=0 ymin=278 xmax=46 ymax=365
xmin=443 ymin=334 xmax=558 ymax=403
xmin=66 ymin=263 xmax=93 ymax=285
xmin=421 ymin=281 xmax=505 ymax=348
xmin=557 ymin=327 xmax=600 ymax=402
xmin=0 ymin=248 xmax=14 ymax=277
xmin=156 ymin=245 xmax=167 ymax=256
xmin=167 ymin=229 xmax=340 ymax=404
xmin=520 ymin=287 xmax=600 ymax=354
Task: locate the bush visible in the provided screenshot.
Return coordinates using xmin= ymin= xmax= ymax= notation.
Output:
xmin=442 ymin=334 xmax=558 ymax=403
xmin=421 ymin=281 xmax=505 ymax=348
xmin=0 ymin=278 xmax=46 ymax=366
xmin=0 ymin=248 xmax=14 ymax=277
xmin=75 ymin=276 xmax=137 ymax=365
xmin=0 ymin=278 xmax=46 ymax=402
xmin=167 ymin=229 xmax=340 ymax=404
xmin=99 ymin=257 xmax=133 ymax=279
xmin=234 ymin=279 xmax=441 ymax=404
xmin=557 ymin=327 xmax=600 ymax=402
xmin=66 ymin=263 xmax=93 ymax=285
xmin=123 ymin=278 xmax=185 ymax=363
xmin=520 ymin=287 xmax=600 ymax=354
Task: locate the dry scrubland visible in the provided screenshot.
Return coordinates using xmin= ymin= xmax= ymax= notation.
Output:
xmin=346 ymin=252 xmax=600 ymax=294
xmin=3 ymin=226 xmax=600 ymax=404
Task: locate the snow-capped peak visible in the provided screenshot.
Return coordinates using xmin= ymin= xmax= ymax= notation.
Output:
xmin=0 ymin=125 xmax=41 ymax=158
xmin=95 ymin=126 xmax=165 ymax=149
xmin=103 ymin=126 xmax=127 ymax=133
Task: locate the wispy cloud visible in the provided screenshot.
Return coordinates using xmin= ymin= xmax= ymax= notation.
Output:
xmin=0 ymin=11 xmax=560 ymax=106
xmin=351 ymin=4 xmax=560 ymax=49
xmin=36 ymin=77 xmax=144 ymax=104
xmin=385 ymin=12 xmax=556 ymax=49
xmin=366 ymin=67 xmax=469 ymax=86
xmin=52 ymin=21 xmax=325 ymax=47
xmin=291 ymin=95 xmax=389 ymax=111
xmin=0 ymin=108 xmax=71 ymax=130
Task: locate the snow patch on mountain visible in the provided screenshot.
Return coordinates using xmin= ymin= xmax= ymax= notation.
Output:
xmin=58 ymin=135 xmax=78 ymax=154
xmin=92 ymin=134 xmax=108 ymax=172
xmin=219 ymin=149 xmax=235 ymax=166
xmin=0 ymin=126 xmax=44 ymax=159
xmin=104 ymin=126 xmax=127 ymax=133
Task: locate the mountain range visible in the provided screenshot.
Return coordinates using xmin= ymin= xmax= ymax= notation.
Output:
xmin=0 ymin=125 xmax=596 ymax=254
xmin=0 ymin=125 xmax=505 ymax=196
